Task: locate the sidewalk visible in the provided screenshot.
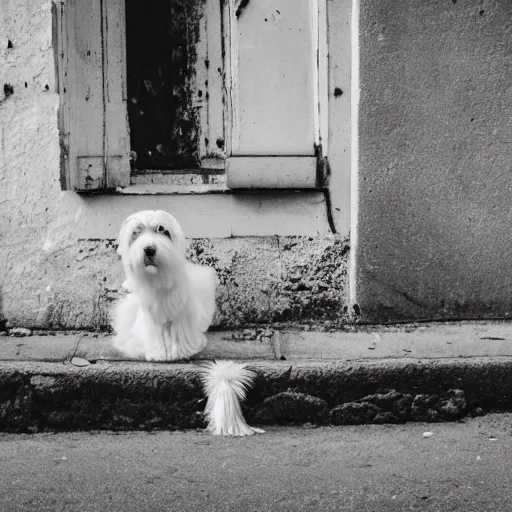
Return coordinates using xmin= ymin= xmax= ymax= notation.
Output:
xmin=1 ymin=321 xmax=512 ymax=432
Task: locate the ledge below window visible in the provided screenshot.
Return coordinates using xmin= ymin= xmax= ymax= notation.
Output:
xmin=118 ymin=183 xmax=229 ymax=195
xmin=125 ymin=167 xmax=228 ymax=195
xmin=123 ymin=155 xmax=320 ymax=195
xmin=72 ymin=189 xmax=332 ymax=238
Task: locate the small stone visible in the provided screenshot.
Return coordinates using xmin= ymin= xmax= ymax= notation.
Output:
xmin=423 ymin=431 xmax=433 ymax=438
xmin=70 ymin=357 xmax=91 ymax=367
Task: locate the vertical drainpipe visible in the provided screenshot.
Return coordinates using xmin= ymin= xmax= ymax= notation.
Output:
xmin=349 ymin=0 xmax=360 ymax=318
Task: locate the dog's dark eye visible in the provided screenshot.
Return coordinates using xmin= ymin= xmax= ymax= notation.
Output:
xmin=130 ymin=230 xmax=140 ymax=243
xmin=157 ymin=225 xmax=172 ymax=239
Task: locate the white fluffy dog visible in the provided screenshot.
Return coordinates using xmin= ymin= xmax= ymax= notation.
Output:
xmin=112 ymin=209 xmax=218 ymax=361
xmin=111 ymin=210 xmax=264 ymax=436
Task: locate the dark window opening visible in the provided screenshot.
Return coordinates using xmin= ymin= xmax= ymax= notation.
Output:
xmin=125 ymin=0 xmax=204 ymax=172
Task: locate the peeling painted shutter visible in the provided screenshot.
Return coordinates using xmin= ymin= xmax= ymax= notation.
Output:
xmin=224 ymin=0 xmax=327 ymax=189
xmin=56 ymin=0 xmax=130 ymax=192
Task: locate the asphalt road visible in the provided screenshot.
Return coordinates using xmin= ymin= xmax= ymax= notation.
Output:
xmin=1 ymin=414 xmax=512 ymax=511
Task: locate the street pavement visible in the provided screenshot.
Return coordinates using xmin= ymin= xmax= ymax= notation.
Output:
xmin=1 ymin=414 xmax=512 ymax=511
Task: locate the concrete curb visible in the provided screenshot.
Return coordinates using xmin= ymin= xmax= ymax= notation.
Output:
xmin=2 ymin=357 xmax=512 ymax=432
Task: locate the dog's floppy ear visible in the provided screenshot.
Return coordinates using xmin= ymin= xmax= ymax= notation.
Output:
xmin=172 ymin=228 xmax=188 ymax=256
xmin=116 ymin=212 xmax=141 ymax=257
xmin=116 ymin=221 xmax=129 ymax=257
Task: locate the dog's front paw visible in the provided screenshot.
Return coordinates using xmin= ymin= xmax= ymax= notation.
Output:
xmin=144 ymin=349 xmax=167 ymax=362
xmin=169 ymin=347 xmax=202 ymax=362
xmin=143 ymin=341 xmax=168 ymax=361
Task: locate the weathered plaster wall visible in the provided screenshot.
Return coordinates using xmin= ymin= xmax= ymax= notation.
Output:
xmin=355 ymin=0 xmax=512 ymax=322
xmin=189 ymin=236 xmax=350 ymax=328
xmin=0 ymin=0 xmax=349 ymax=331
xmin=1 ymin=0 xmax=62 ymax=327
xmin=2 ymin=233 xmax=349 ymax=331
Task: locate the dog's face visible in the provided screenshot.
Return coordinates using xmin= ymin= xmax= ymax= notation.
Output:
xmin=117 ymin=210 xmax=186 ymax=289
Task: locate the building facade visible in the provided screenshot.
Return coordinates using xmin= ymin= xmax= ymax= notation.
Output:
xmin=0 ymin=0 xmax=511 ymax=331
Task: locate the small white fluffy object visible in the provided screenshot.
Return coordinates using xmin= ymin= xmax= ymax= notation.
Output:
xmin=199 ymin=361 xmax=265 ymax=436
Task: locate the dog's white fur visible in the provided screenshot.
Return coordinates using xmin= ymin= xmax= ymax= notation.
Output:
xmin=199 ymin=361 xmax=264 ymax=436
xmin=111 ymin=210 xmax=218 ymax=361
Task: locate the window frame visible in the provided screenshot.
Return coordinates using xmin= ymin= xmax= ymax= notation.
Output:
xmin=55 ymin=0 xmax=352 ymax=239
xmin=57 ymin=0 xmax=329 ymax=193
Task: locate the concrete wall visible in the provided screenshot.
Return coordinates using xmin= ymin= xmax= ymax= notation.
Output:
xmin=0 ymin=0 xmax=350 ymax=331
xmin=355 ymin=0 xmax=512 ymax=323
xmin=4 ymin=0 xmax=512 ymax=329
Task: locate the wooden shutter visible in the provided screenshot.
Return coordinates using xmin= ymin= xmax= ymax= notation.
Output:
xmin=223 ymin=0 xmax=328 ymax=189
xmin=56 ymin=0 xmax=130 ymax=192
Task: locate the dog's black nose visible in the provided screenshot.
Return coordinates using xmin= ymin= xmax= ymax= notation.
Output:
xmin=144 ymin=246 xmax=156 ymax=257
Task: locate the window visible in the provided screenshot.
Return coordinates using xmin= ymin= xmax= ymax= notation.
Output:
xmin=56 ymin=0 xmax=130 ymax=190
xmin=56 ymin=0 xmax=329 ymax=193
xmin=223 ymin=0 xmax=328 ymax=188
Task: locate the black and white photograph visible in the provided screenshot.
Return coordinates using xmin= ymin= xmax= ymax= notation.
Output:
xmin=1 ymin=0 xmax=512 ymax=509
